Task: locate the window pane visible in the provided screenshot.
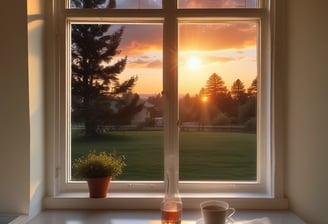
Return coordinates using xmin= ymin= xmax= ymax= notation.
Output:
xmin=70 ymin=0 xmax=162 ymax=9
xmin=70 ymin=23 xmax=163 ymax=181
xmin=178 ymin=22 xmax=257 ymax=181
xmin=178 ymin=0 xmax=258 ymax=8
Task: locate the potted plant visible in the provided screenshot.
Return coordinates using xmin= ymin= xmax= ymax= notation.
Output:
xmin=73 ymin=150 xmax=126 ymax=198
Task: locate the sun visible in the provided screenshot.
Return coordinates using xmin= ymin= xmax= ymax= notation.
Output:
xmin=187 ymin=56 xmax=201 ymax=70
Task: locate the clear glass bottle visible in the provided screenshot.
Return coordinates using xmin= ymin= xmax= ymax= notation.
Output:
xmin=161 ymin=164 xmax=182 ymax=224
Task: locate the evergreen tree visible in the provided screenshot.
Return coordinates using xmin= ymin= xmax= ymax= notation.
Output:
xmin=231 ymin=78 xmax=247 ymax=103
xmin=240 ymin=78 xmax=257 ymax=131
xmin=71 ymin=0 xmax=142 ymax=137
xmin=205 ymin=73 xmax=228 ymax=97
xmin=247 ymin=78 xmax=257 ymax=97
xmin=203 ymin=73 xmax=232 ymax=116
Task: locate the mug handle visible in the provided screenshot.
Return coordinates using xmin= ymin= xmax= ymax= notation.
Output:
xmin=226 ymin=207 xmax=235 ymax=218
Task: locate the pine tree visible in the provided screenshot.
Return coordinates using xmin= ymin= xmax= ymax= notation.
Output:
xmin=247 ymin=78 xmax=257 ymax=97
xmin=205 ymin=73 xmax=228 ymax=97
xmin=71 ymin=0 xmax=142 ymax=137
xmin=231 ymin=78 xmax=246 ymax=103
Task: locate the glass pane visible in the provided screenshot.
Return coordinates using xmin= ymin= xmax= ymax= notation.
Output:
xmin=178 ymin=22 xmax=257 ymax=181
xmin=70 ymin=23 xmax=163 ymax=181
xmin=178 ymin=0 xmax=258 ymax=8
xmin=70 ymin=0 xmax=162 ymax=9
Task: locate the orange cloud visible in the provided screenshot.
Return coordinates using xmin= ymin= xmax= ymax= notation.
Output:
xmin=119 ymin=24 xmax=162 ymax=56
xmin=122 ymin=41 xmax=161 ymax=56
xmin=127 ymin=57 xmax=162 ymax=69
xmin=179 ymin=23 xmax=257 ymax=51
xmin=114 ymin=22 xmax=256 ymax=59
xmin=111 ymin=22 xmax=256 ymax=70
xmin=205 ymin=54 xmax=256 ymax=64
xmin=179 ymin=0 xmax=256 ymax=8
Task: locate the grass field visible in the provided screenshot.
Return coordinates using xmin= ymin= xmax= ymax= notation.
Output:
xmin=71 ymin=130 xmax=256 ymax=181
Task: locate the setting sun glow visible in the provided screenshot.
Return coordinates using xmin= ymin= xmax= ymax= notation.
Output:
xmin=202 ymin=96 xmax=208 ymax=102
xmin=187 ymin=56 xmax=201 ymax=70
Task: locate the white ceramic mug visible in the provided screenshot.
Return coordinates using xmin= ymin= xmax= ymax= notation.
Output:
xmin=200 ymin=200 xmax=235 ymax=224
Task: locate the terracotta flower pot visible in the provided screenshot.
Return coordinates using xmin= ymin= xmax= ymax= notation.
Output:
xmin=87 ymin=177 xmax=112 ymax=198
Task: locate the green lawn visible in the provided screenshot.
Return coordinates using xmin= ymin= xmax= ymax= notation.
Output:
xmin=71 ymin=130 xmax=256 ymax=181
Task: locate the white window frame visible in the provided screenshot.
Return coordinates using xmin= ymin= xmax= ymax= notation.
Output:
xmin=45 ymin=0 xmax=286 ymax=210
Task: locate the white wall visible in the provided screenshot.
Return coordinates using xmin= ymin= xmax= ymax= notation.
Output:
xmin=286 ymin=0 xmax=328 ymax=223
xmin=0 ymin=2 xmax=31 ymax=214
xmin=0 ymin=0 xmax=45 ymax=217
xmin=28 ymin=0 xmax=45 ymax=218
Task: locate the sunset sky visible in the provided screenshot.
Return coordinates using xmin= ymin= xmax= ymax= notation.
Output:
xmin=78 ymin=1 xmax=259 ymax=97
xmin=109 ymin=21 xmax=257 ymax=97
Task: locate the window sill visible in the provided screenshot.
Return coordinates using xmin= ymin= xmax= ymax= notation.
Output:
xmin=43 ymin=192 xmax=288 ymax=210
xmin=22 ymin=210 xmax=305 ymax=224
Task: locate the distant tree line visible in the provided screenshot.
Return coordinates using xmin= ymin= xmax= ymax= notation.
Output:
xmin=147 ymin=73 xmax=257 ymax=132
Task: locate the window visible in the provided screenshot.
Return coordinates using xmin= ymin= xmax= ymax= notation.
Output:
xmin=70 ymin=22 xmax=164 ymax=181
xmin=49 ymin=0 xmax=278 ymax=208
xmin=178 ymin=22 xmax=258 ymax=181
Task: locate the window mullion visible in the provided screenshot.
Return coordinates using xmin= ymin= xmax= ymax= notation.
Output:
xmin=163 ymin=0 xmax=179 ymax=184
